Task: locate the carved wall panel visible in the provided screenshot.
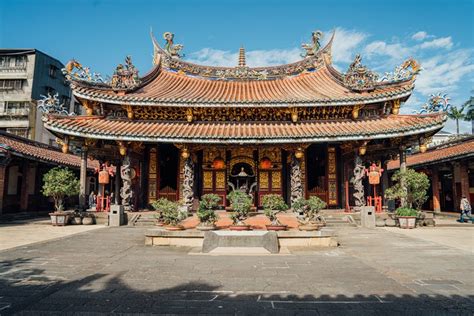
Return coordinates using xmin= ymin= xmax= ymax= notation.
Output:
xmin=327 ymin=146 xmax=338 ymax=206
xmin=148 ymin=148 xmax=158 ymax=203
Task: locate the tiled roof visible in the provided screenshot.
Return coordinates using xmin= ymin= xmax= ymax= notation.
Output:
xmin=44 ymin=113 xmax=445 ymax=144
xmin=0 ymin=133 xmax=99 ymax=169
xmin=72 ymin=65 xmax=414 ymax=107
xmin=387 ymin=137 xmax=474 ymax=170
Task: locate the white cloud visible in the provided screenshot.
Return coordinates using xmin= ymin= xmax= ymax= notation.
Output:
xmin=415 ymin=49 xmax=474 ymax=95
xmin=419 ymin=37 xmax=453 ymax=50
xmin=363 ymin=40 xmax=412 ymax=62
xmin=329 ymin=27 xmax=368 ymax=63
xmin=186 ymin=47 xmax=301 ymax=67
xmin=412 ymin=31 xmax=429 ymax=41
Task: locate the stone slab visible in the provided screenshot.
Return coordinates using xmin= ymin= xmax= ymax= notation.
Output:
xmin=202 ymin=231 xmax=279 ymax=253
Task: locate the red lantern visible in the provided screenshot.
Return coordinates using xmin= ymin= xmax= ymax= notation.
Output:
xmin=212 ymin=157 xmax=225 ymax=169
xmin=260 ymin=157 xmax=272 ymax=169
xmin=99 ymin=170 xmax=110 ymax=184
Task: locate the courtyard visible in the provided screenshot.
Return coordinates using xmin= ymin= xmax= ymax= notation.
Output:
xmin=0 ymin=224 xmax=472 ymax=315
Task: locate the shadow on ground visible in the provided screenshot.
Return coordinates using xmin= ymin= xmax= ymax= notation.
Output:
xmin=0 ymin=257 xmax=472 ymax=315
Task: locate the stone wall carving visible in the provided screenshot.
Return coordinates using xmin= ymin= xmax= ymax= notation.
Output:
xmin=182 ymin=157 xmax=194 ymax=208
xmin=120 ymin=156 xmax=133 ymax=211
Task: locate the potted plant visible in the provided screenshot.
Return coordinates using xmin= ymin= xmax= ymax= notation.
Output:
xmin=154 ymin=198 xmax=187 ymax=230
xmin=196 ymin=194 xmax=221 ymax=231
xmin=82 ymin=212 xmax=95 ymax=225
xmin=295 ymin=196 xmax=327 ymax=231
xmin=395 ymin=207 xmax=418 ymax=229
xmin=229 ymin=191 xmax=253 ymax=230
xmin=262 ymin=194 xmax=289 ymax=231
xmin=42 ymin=167 xmax=80 ymax=226
xmin=151 ymin=199 xmax=167 ymax=226
xmin=385 ymin=168 xmax=430 ymax=229
xmin=72 ymin=210 xmax=83 ymax=225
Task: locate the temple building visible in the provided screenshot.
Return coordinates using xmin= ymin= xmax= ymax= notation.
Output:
xmin=40 ymin=30 xmax=446 ymax=211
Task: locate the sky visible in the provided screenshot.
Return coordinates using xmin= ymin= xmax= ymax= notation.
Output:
xmin=1 ymin=0 xmax=473 ymax=133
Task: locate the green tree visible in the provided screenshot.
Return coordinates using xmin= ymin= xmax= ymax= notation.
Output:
xmin=42 ymin=167 xmax=80 ymax=212
xmin=463 ymin=96 xmax=474 ymax=134
xmin=385 ymin=169 xmax=430 ymax=210
xmin=447 ymin=103 xmax=468 ymax=135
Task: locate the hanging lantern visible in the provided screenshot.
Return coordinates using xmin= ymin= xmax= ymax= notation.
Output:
xmin=352 ymin=107 xmax=360 ymax=119
xmin=119 ymin=144 xmax=127 ymax=156
xmin=359 ymin=144 xmax=367 ymax=156
xmin=419 ymin=143 xmax=427 ymax=153
xmin=295 ymin=148 xmax=304 ymax=159
xmin=186 ymin=109 xmax=193 ymax=123
xmin=212 ymin=157 xmax=225 ymax=169
xmin=181 ymin=148 xmax=190 ymax=159
xmin=260 ymin=157 xmax=272 ymax=169
xmin=98 ymin=170 xmax=110 ymax=184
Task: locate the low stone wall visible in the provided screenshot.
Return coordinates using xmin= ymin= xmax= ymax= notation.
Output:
xmin=145 ymin=228 xmax=337 ymax=249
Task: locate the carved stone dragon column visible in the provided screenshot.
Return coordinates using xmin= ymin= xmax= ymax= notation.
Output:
xmin=351 ymin=154 xmax=366 ymax=210
xmin=290 ymin=154 xmax=303 ymax=205
xmin=182 ymin=157 xmax=194 ymax=210
xmin=120 ymin=155 xmax=133 ymax=211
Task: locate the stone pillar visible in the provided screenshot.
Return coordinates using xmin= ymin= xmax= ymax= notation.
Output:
xmin=460 ymin=162 xmax=470 ymax=204
xmin=115 ymin=160 xmax=121 ymax=205
xmin=452 ymin=162 xmax=460 ymax=212
xmin=431 ymin=168 xmax=441 ymax=213
xmin=399 ymin=146 xmax=407 ymax=207
xmin=289 ymin=154 xmax=303 ymax=205
xmin=120 ymin=155 xmax=133 ymax=211
xmin=79 ymin=147 xmax=88 ymax=209
xmin=20 ymin=161 xmax=29 ymax=211
xmin=381 ymin=159 xmax=389 ymax=207
xmin=351 ymin=154 xmax=365 ymax=208
xmin=0 ymin=165 xmax=6 ymax=215
xmin=182 ymin=157 xmax=194 ymax=210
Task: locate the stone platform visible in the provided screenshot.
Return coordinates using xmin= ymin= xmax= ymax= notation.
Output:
xmin=145 ymin=228 xmax=337 ymax=253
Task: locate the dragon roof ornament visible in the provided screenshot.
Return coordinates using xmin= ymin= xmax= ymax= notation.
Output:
xmin=163 ymin=32 xmax=184 ymax=58
xmin=37 ymin=93 xmax=75 ymax=116
xmin=381 ymin=58 xmax=421 ymax=82
xmin=415 ymin=93 xmax=451 ymax=114
xmin=343 ymin=54 xmax=379 ymax=91
xmin=62 ymin=56 xmax=141 ymax=91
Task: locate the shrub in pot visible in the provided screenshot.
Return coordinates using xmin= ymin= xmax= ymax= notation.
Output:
xmin=153 ymin=198 xmax=187 ymax=230
xmin=82 ymin=212 xmax=95 ymax=225
xmin=295 ymin=196 xmax=327 ymax=231
xmin=262 ymin=194 xmax=288 ymax=230
xmin=42 ymin=167 xmax=80 ymax=226
xmin=395 ymin=207 xmax=418 ymax=229
xmin=151 ymin=199 xmax=168 ymax=226
xmin=196 ymin=194 xmax=220 ymax=230
xmin=229 ymin=192 xmax=253 ymax=230
xmin=72 ymin=210 xmax=83 ymax=225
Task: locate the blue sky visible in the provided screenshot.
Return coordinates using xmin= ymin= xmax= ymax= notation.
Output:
xmin=1 ymin=0 xmax=473 ymax=133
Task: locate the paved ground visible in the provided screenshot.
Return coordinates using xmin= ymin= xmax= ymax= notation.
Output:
xmin=0 ymin=225 xmax=472 ymax=315
xmin=0 ymin=223 xmax=105 ymax=252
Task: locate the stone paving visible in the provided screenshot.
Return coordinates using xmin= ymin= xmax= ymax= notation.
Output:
xmin=0 ymin=225 xmax=472 ymax=315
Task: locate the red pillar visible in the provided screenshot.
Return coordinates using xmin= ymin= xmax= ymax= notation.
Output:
xmin=20 ymin=161 xmax=29 ymax=211
xmin=431 ymin=168 xmax=441 ymax=213
xmin=0 ymin=165 xmax=6 ymax=215
xmin=460 ymin=162 xmax=470 ymax=203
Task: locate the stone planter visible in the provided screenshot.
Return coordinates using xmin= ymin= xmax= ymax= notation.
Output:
xmin=196 ymin=224 xmax=217 ymax=231
xmin=229 ymin=224 xmax=251 ymax=231
xmin=298 ymin=224 xmax=320 ymax=231
xmin=72 ymin=216 xmax=83 ymax=225
xmin=82 ymin=217 xmax=94 ymax=225
xmin=165 ymin=225 xmax=185 ymax=231
xmin=155 ymin=221 xmax=164 ymax=227
xmin=398 ymin=216 xmax=416 ymax=229
xmin=49 ymin=212 xmax=68 ymax=226
xmin=266 ymin=224 xmax=288 ymax=231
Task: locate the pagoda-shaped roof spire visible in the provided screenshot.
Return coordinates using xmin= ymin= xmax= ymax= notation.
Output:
xmin=238 ymin=46 xmax=246 ymax=67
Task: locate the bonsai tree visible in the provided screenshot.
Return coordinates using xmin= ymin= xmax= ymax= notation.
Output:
xmin=42 ymin=167 xmax=80 ymax=212
xmin=229 ymin=191 xmax=252 ymax=225
xmin=151 ymin=198 xmax=186 ymax=226
xmin=293 ymin=196 xmax=327 ymax=225
xmin=262 ymin=194 xmax=288 ymax=225
xmin=197 ymin=194 xmax=221 ymax=226
xmin=385 ymin=168 xmax=430 ymax=211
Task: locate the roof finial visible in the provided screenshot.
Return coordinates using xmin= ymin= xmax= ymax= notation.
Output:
xmin=238 ymin=46 xmax=246 ymax=67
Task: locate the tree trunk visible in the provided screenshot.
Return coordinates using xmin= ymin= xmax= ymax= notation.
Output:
xmin=456 ymin=119 xmax=460 ymax=135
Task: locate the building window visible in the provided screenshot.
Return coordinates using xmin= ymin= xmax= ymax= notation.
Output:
xmin=5 ymin=102 xmax=29 ymax=115
xmin=15 ymin=56 xmax=26 ymax=68
xmin=0 ymin=57 xmax=10 ymax=68
xmin=0 ymin=79 xmax=24 ymax=90
xmin=49 ymin=65 xmax=57 ymax=78
xmin=6 ymin=128 xmax=29 ymax=138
